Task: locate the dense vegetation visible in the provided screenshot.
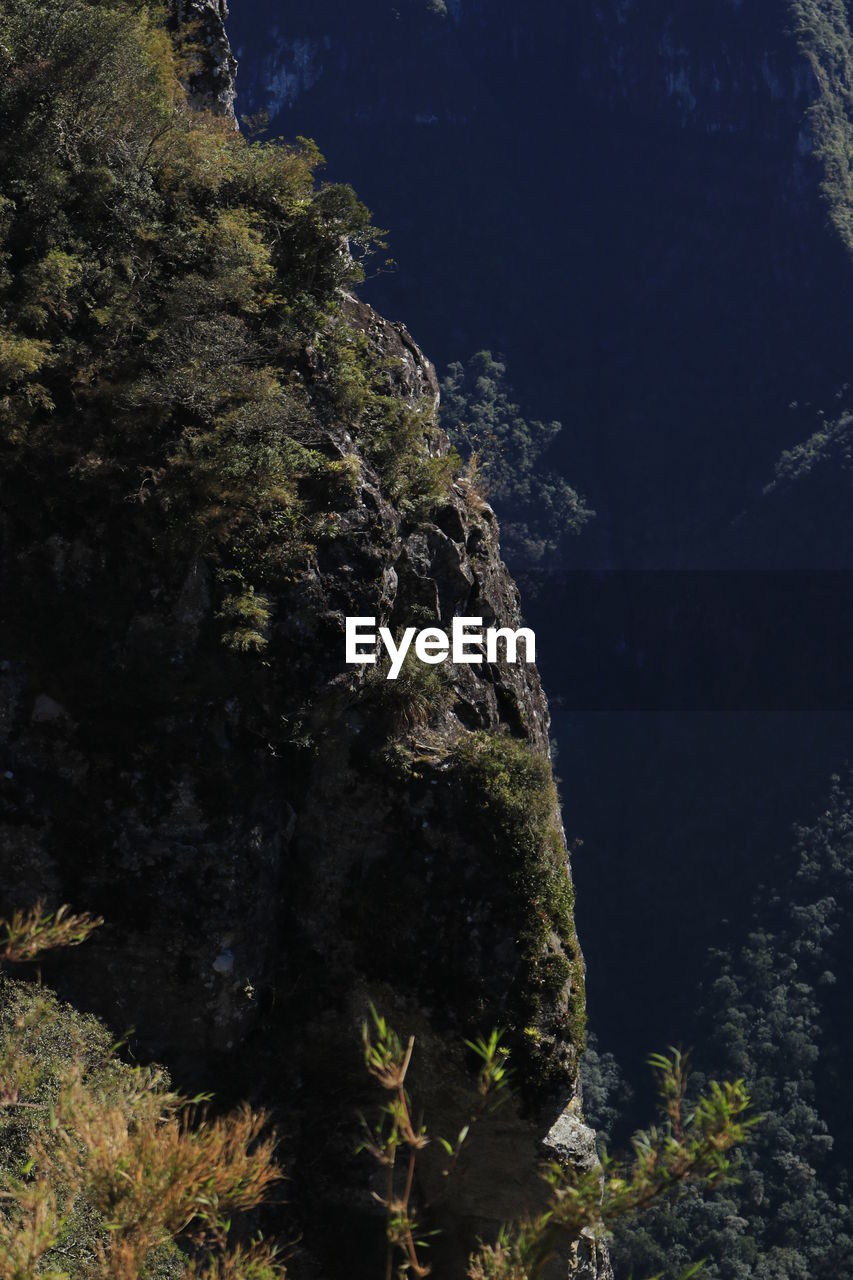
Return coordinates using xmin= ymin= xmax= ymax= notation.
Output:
xmin=597 ymin=775 xmax=853 ymax=1278
xmin=440 ymin=352 xmax=593 ymax=570
xmin=790 ymin=0 xmax=853 ymax=257
xmin=0 ymin=906 xmax=285 ymax=1280
xmin=0 ymin=0 xmax=453 ymax=664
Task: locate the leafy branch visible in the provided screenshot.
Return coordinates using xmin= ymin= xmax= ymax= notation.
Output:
xmin=468 ymin=1049 xmax=757 ymax=1280
xmin=360 ymin=1008 xmax=512 ymax=1279
xmin=0 ymin=907 xmax=287 ymax=1280
xmin=0 ymin=901 xmax=103 ymax=964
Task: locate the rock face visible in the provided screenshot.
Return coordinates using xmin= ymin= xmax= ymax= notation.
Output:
xmin=0 ymin=285 xmax=602 ymax=1274
xmin=172 ymin=0 xmax=238 ymax=119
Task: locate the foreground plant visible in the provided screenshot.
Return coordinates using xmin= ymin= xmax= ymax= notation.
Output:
xmin=0 ymin=909 xmax=756 ymax=1280
xmin=0 ymin=904 xmax=286 ymax=1280
xmin=468 ymin=1050 xmax=757 ymax=1280
xmin=0 ymin=902 xmax=102 ymax=964
xmin=359 ymin=1007 xmax=511 ymax=1279
xmin=360 ymin=1007 xmax=755 ymax=1280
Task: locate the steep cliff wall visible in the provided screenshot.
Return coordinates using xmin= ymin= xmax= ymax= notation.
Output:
xmin=0 ymin=1 xmax=614 ymax=1269
xmin=172 ymin=0 xmax=238 ymax=119
xmin=0 ymin=298 xmax=602 ymax=1280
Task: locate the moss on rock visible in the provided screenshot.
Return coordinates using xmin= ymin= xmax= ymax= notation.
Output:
xmin=451 ymin=731 xmax=586 ymax=1089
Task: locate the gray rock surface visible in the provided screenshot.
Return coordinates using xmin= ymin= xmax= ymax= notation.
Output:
xmin=172 ymin=0 xmax=238 ymax=120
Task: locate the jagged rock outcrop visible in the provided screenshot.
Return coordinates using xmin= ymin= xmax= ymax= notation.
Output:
xmin=0 ymin=0 xmax=613 ymax=1268
xmin=172 ymin=0 xmax=238 ymax=119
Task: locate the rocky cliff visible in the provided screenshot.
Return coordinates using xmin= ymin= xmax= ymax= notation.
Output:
xmin=0 ymin=236 xmax=604 ymax=1280
xmin=172 ymin=0 xmax=238 ymax=119
xmin=0 ymin=0 xmax=613 ymax=1269
xmin=211 ymin=0 xmax=853 ymax=1083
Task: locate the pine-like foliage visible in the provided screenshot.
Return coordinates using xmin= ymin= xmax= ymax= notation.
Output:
xmin=440 ymin=351 xmax=593 ymax=569
xmin=608 ymin=775 xmax=853 ymax=1279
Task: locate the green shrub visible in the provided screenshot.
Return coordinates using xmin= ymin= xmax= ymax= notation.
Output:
xmin=355 ymin=649 xmax=454 ymax=736
xmin=0 ymin=0 xmax=455 ymax=666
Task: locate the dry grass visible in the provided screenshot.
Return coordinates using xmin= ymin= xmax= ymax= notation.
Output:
xmin=0 ymin=907 xmax=286 ymax=1280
